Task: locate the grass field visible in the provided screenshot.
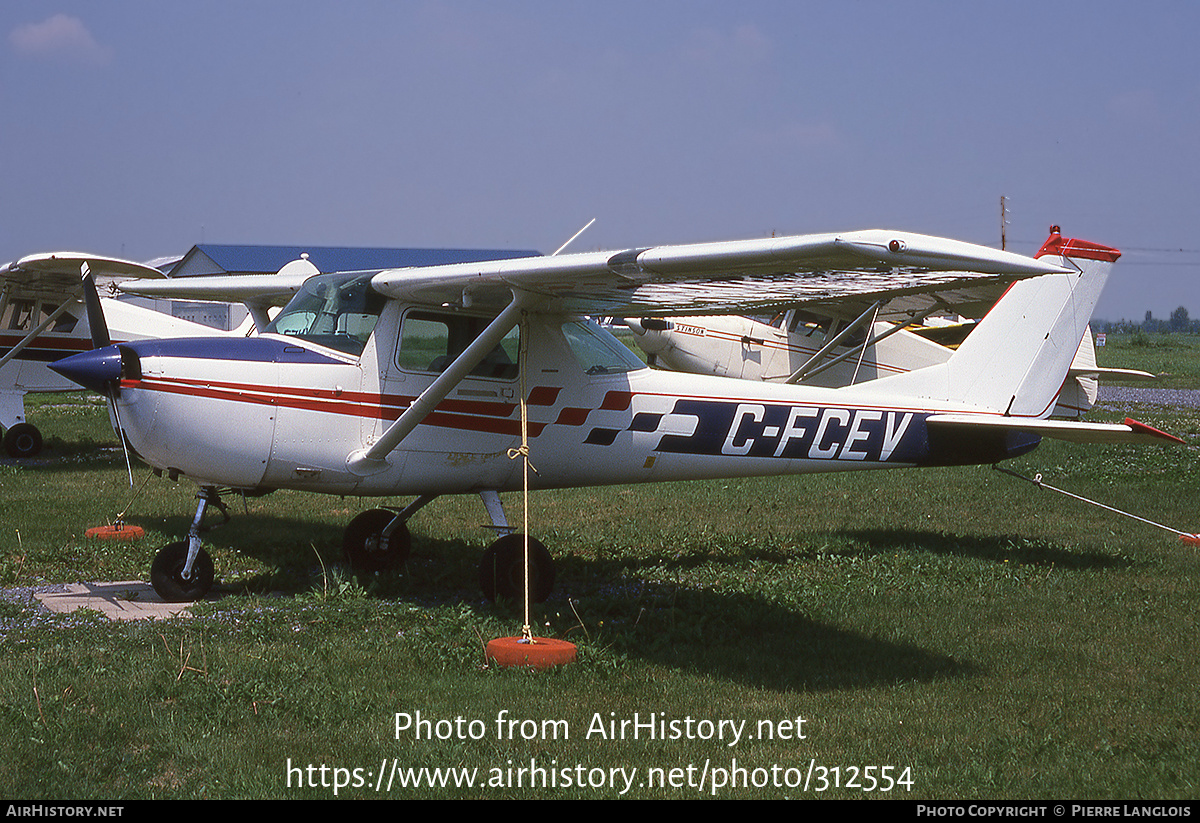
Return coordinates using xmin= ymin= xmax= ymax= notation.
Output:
xmin=1096 ymin=331 xmax=1200 ymax=388
xmin=1 ymin=333 xmax=1198 ymax=799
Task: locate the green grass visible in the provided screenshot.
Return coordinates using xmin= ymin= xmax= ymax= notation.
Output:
xmin=1096 ymin=331 xmax=1200 ymax=388
xmin=2 ymin=371 xmax=1199 ymax=798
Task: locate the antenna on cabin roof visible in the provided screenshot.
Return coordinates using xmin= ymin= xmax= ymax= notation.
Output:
xmin=552 ymin=218 xmax=596 ymax=256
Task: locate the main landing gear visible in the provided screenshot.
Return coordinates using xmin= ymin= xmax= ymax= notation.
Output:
xmin=148 ymin=488 xmax=556 ymax=605
xmin=341 ymin=495 xmax=433 ymax=572
xmin=149 ymin=487 xmax=226 ymax=602
xmin=341 ymin=490 xmax=556 ymax=604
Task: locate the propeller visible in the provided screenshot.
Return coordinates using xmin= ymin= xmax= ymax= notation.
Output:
xmin=82 ymin=264 xmax=111 ymax=348
xmin=49 ymin=265 xmax=135 ymax=484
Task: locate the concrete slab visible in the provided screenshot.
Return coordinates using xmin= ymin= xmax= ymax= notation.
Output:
xmin=34 ymin=581 xmax=207 ymax=621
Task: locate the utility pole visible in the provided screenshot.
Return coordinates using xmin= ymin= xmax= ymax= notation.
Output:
xmin=1000 ymin=195 xmax=1008 ymax=250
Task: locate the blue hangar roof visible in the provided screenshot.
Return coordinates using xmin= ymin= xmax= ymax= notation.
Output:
xmin=165 ymin=244 xmax=543 ymax=278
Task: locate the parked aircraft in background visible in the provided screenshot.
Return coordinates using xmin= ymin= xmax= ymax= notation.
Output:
xmin=0 ymin=252 xmax=244 ymax=458
xmin=624 ymin=303 xmax=1154 ymax=419
xmin=51 ymin=226 xmax=1181 ymax=603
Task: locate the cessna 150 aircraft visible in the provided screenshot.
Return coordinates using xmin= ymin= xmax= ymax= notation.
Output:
xmin=49 ymin=225 xmax=1182 ymax=603
xmin=0 ymin=252 xmax=245 ymax=458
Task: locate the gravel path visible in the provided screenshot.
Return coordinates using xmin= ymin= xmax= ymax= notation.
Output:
xmin=1097 ymin=386 xmax=1200 ymax=407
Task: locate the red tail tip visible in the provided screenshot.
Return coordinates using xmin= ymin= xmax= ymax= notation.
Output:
xmin=1035 ymin=226 xmax=1121 ymax=262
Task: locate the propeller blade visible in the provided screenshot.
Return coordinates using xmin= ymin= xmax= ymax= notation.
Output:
xmin=81 ymin=266 xmax=111 ymax=348
xmin=62 ymin=266 xmax=133 ymax=486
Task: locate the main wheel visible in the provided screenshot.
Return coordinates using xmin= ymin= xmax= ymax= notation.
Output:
xmin=479 ymin=534 xmax=555 ymax=604
xmin=3 ymin=423 xmax=42 ymax=459
xmin=343 ymin=509 xmax=411 ymax=572
xmin=150 ymin=541 xmax=215 ymax=602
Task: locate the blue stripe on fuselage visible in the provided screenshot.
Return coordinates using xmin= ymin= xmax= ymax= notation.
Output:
xmin=646 ymin=398 xmax=1040 ymax=466
xmin=121 ymin=336 xmax=346 ymax=364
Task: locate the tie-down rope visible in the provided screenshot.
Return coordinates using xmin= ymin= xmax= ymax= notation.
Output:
xmin=506 ymin=312 xmax=538 ymax=641
xmin=992 ymin=464 xmax=1199 ymax=544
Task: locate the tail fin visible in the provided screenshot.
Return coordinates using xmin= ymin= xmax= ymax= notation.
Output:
xmin=860 ymin=227 xmax=1120 ymax=417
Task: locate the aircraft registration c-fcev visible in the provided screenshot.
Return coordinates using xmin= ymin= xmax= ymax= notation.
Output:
xmin=49 ymin=225 xmax=1183 ymax=604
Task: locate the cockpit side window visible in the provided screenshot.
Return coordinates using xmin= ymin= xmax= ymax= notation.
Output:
xmin=265 ymin=272 xmax=385 ymax=356
xmin=397 ymin=310 xmax=520 ymax=381
xmin=3 ymin=298 xmax=35 ymax=331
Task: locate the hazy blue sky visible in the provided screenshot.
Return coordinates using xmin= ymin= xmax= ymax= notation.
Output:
xmin=3 ymin=1 xmax=1197 ymax=320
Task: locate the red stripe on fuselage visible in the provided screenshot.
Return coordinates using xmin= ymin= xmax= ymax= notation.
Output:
xmin=124 ymin=375 xmax=549 ymax=437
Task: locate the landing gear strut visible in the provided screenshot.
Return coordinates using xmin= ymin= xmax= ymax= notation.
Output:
xmin=150 ymin=487 xmax=226 ymax=602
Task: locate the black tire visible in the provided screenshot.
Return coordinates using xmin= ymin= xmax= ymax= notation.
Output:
xmin=150 ymin=541 xmax=215 ymax=602
xmin=479 ymin=534 xmax=554 ymax=604
xmin=343 ymin=509 xmax=410 ymax=572
xmin=3 ymin=423 xmax=42 ymax=459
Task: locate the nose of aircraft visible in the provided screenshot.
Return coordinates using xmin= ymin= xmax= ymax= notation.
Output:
xmin=49 ymin=345 xmax=124 ymax=393
xmin=622 ymin=317 xmax=671 ymax=354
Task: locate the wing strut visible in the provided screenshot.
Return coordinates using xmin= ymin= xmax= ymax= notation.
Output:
xmin=346 ymin=292 xmax=529 ymax=476
xmin=783 ymin=300 xmax=882 ymax=384
xmin=786 ymin=303 xmax=944 ymax=385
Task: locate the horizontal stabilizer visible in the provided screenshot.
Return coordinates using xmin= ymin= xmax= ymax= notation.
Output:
xmin=1068 ymin=366 xmax=1157 ymax=382
xmin=927 ymin=414 xmax=1184 ymax=446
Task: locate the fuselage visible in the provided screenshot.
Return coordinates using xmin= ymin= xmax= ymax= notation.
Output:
xmin=92 ymin=303 xmax=1038 ymax=496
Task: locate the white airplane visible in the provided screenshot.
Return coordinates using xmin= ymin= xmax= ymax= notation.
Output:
xmin=0 ymin=252 xmax=259 ymax=458
xmin=49 ymin=226 xmax=1182 ymax=603
xmin=624 ymin=287 xmax=1153 ymax=418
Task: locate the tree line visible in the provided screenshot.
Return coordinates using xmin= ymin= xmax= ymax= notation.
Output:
xmin=1098 ymin=307 xmax=1197 ymax=334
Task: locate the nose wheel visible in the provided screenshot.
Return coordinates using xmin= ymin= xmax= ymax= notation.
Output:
xmin=150 ymin=541 xmax=215 ymax=602
xmin=3 ymin=423 xmax=42 ymax=458
xmin=149 ymin=487 xmax=226 ymax=602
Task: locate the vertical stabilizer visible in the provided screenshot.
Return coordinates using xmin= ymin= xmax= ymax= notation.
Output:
xmin=859 ymin=227 xmax=1120 ymax=417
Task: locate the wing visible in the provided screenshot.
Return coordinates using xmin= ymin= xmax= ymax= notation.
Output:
xmin=114 ymin=230 xmax=1069 ymax=320
xmin=0 ymin=252 xmax=166 ymax=301
xmin=367 ymin=229 xmax=1070 ymax=319
xmin=117 ymin=260 xmax=320 ymax=307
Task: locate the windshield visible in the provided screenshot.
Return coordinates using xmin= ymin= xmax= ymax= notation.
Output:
xmin=265 ymin=272 xmax=385 ymax=355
